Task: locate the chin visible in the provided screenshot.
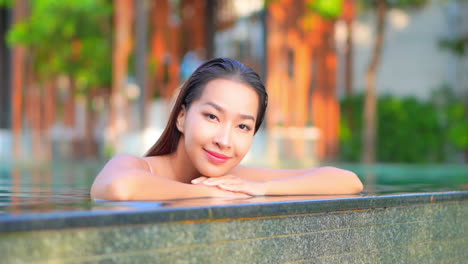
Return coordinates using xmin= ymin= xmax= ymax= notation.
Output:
xmin=198 ymin=167 xmax=229 ymax=178
xmin=196 ymin=162 xmax=236 ymax=178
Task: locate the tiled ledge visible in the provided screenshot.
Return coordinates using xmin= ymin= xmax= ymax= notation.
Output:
xmin=1 ymin=191 xmax=467 ymax=233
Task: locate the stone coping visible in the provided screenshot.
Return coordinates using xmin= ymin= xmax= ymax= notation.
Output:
xmin=0 ymin=191 xmax=466 ymax=233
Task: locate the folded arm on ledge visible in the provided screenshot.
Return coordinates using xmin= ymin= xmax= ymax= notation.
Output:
xmin=90 ymin=154 xmax=252 ymax=201
xmin=192 ymin=166 xmax=364 ymax=196
xmin=90 ymin=154 xmax=363 ymax=201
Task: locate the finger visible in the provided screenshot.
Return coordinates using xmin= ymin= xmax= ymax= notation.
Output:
xmin=191 ymin=176 xmax=208 ymax=184
xmin=203 ymin=178 xmax=240 ymax=186
xmin=204 ymin=174 xmax=236 ymax=182
xmin=203 ymin=175 xmax=242 ymax=185
xmin=218 ymin=184 xmax=236 ymax=191
xmin=219 ymin=188 xmax=252 ymax=198
xmin=200 ymin=178 xmax=224 ymax=185
xmin=202 ymin=180 xmax=221 ymax=186
xmin=218 ymin=183 xmax=246 ymax=193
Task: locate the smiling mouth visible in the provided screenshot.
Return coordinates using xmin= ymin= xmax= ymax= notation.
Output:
xmin=204 ymin=149 xmax=230 ymax=164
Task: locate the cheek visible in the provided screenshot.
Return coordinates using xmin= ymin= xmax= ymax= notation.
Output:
xmin=234 ymin=134 xmax=254 ymax=157
xmin=184 ymin=115 xmax=213 ymax=145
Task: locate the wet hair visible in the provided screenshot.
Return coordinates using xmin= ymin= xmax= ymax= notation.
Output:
xmin=145 ymin=57 xmax=268 ymax=157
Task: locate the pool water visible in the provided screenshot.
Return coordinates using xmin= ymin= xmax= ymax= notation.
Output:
xmin=0 ymin=161 xmax=467 ymax=214
xmin=1 ymin=161 xmax=466 ymax=264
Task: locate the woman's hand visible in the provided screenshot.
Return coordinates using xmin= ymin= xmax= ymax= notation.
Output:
xmin=192 ymin=175 xmax=267 ymax=196
xmin=204 ymin=185 xmax=253 ymax=199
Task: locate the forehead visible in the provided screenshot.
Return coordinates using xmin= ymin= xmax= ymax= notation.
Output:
xmin=197 ymin=78 xmax=259 ymax=116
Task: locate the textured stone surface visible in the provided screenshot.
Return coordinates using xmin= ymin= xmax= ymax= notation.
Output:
xmin=1 ymin=199 xmax=467 ymax=264
xmin=1 ymin=192 xmax=467 ymax=233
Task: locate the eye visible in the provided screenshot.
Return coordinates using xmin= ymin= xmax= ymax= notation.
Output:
xmin=239 ymin=124 xmax=252 ymax=131
xmin=204 ymin=113 xmax=218 ymax=121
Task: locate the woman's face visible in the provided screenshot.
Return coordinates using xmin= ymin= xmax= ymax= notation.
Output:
xmin=177 ymin=78 xmax=259 ymax=177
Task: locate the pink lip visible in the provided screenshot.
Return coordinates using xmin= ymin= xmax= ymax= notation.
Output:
xmin=204 ymin=149 xmax=230 ymax=164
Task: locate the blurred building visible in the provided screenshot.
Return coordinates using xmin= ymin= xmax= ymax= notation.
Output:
xmin=343 ymin=0 xmax=468 ymax=100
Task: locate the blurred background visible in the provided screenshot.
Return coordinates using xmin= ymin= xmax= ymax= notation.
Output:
xmin=0 ymin=0 xmax=467 ymax=200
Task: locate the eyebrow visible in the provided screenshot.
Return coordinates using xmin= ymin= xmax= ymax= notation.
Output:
xmin=203 ymin=101 xmax=255 ymax=121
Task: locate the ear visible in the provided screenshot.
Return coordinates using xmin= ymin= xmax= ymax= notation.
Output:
xmin=176 ymin=105 xmax=186 ymax=133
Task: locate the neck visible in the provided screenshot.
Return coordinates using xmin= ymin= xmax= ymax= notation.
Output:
xmin=167 ymin=136 xmax=200 ymax=183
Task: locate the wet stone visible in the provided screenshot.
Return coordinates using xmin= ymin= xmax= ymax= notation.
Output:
xmin=1 ymin=192 xmax=467 ymax=264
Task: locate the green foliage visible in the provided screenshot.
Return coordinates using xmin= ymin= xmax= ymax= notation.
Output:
xmin=264 ymin=0 xmax=279 ymax=6
xmin=307 ymin=0 xmax=343 ymax=19
xmin=431 ymin=85 xmax=468 ymax=150
xmin=387 ymin=0 xmax=428 ymax=8
xmin=446 ymin=102 xmax=468 ymax=148
xmin=340 ymin=95 xmax=364 ymax=162
xmin=340 ymin=93 xmax=449 ymax=163
xmin=378 ymin=96 xmax=445 ymax=162
xmin=263 ymin=0 xmax=344 ymax=20
xmin=0 ymin=0 xmax=12 ymax=7
xmin=358 ymin=0 xmax=429 ymax=10
xmin=439 ymin=37 xmax=468 ymax=57
xmin=7 ymin=0 xmax=113 ymax=90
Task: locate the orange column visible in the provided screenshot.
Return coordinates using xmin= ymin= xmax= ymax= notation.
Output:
xmin=150 ymin=1 xmax=166 ymax=76
xmin=110 ymin=0 xmax=133 ymax=150
xmin=11 ymin=0 xmax=27 ymax=159
xmin=150 ymin=0 xmax=168 ymax=97
xmin=309 ymin=17 xmax=340 ymax=161
xmin=311 ymin=17 xmax=326 ymax=160
xmin=266 ymin=0 xmax=288 ymax=128
xmin=324 ymin=21 xmax=339 ymax=158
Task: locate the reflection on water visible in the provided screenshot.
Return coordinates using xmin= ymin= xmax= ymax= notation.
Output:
xmin=0 ymin=161 xmax=100 ymax=214
xmin=0 ymin=161 xmax=467 ymax=215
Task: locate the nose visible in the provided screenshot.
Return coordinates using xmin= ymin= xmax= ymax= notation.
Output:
xmin=213 ymin=125 xmax=232 ymax=149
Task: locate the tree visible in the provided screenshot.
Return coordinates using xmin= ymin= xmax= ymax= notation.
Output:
xmin=108 ymin=0 xmax=133 ymax=156
xmin=8 ymin=0 xmax=112 ymax=89
xmin=6 ymin=0 xmax=27 ymax=160
xmin=360 ymin=0 xmax=428 ymax=164
xmin=308 ymin=0 xmax=344 ymax=160
xmin=7 ymin=0 xmax=113 ymax=159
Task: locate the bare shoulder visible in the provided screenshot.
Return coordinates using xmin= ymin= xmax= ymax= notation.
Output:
xmin=91 ymin=154 xmax=152 ymax=199
xmin=105 ymin=153 xmax=151 ymax=171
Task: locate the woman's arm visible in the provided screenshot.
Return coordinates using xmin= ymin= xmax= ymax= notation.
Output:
xmin=90 ymin=154 xmax=250 ymax=201
xmin=263 ymin=166 xmax=363 ymax=195
xmin=193 ymin=166 xmax=363 ymax=195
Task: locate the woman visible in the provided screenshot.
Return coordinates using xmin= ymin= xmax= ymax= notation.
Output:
xmin=91 ymin=58 xmax=363 ymax=201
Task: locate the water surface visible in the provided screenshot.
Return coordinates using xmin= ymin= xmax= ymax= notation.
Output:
xmin=1 ymin=161 xmax=466 ymax=215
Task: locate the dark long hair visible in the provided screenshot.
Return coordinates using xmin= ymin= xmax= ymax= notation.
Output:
xmin=145 ymin=57 xmax=268 ymax=157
